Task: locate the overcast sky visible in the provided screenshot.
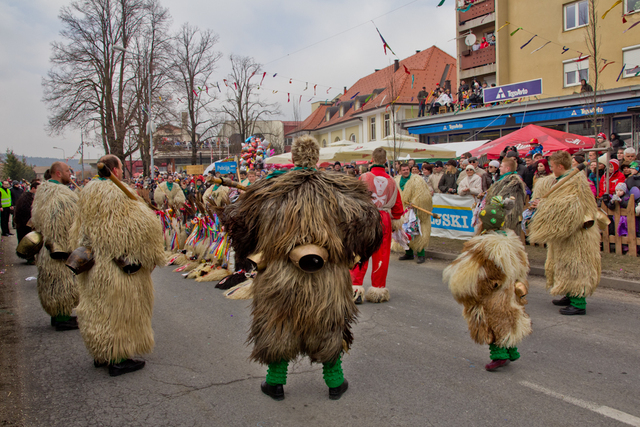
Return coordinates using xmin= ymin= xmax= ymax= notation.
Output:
xmin=0 ymin=0 xmax=455 ymax=160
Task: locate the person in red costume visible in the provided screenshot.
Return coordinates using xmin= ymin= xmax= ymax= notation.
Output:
xmin=598 ymin=159 xmax=626 ymax=197
xmin=351 ymin=147 xmax=403 ymax=304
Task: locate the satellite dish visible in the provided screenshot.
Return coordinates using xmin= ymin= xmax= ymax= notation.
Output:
xmin=465 ymin=34 xmax=477 ymax=46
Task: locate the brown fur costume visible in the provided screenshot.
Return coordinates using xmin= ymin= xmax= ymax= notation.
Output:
xmin=529 ymin=173 xmax=601 ymax=297
xmin=31 ymin=181 xmax=79 ymax=317
xmin=154 ymin=181 xmax=186 ymax=208
xmin=443 ymin=229 xmax=532 ymax=348
xmin=392 ymin=174 xmax=432 ymax=253
xmin=485 ymin=174 xmax=526 ymax=232
xmin=71 ymin=179 xmax=165 ymax=363
xmin=222 ymin=136 xmax=383 ymax=365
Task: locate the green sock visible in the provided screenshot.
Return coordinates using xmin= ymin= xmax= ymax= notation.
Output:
xmin=569 ymin=296 xmax=586 ymax=310
xmin=489 ymin=343 xmax=509 ymax=360
xmin=322 ymin=354 xmax=344 ymax=388
xmin=55 ymin=315 xmax=71 ymax=322
xmin=405 ymin=249 xmax=414 ymax=257
xmin=266 ymin=360 xmax=288 ymax=386
xmin=417 ymin=249 xmax=425 ymax=257
xmin=507 ymin=347 xmax=520 ymax=361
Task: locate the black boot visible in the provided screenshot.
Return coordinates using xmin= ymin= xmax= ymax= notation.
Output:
xmin=94 ymin=360 xmax=108 ymax=368
xmin=55 ymin=316 xmax=79 ymax=331
xmin=398 ymin=253 xmax=414 ymax=261
xmin=416 ymin=256 xmax=426 ymax=264
xmin=108 ymin=359 xmax=146 ymax=376
xmin=552 ymin=296 xmax=571 ymax=306
xmin=261 ymin=381 xmax=284 ymax=401
xmin=559 ymin=306 xmax=586 ymax=315
xmin=329 ymin=379 xmax=349 ymax=400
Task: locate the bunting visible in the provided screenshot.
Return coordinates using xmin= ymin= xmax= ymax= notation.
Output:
xmin=510 ymin=27 xmax=523 ymax=36
xmin=520 ymin=35 xmax=537 ymax=49
xmin=602 ymin=0 xmax=622 ymax=19
xmin=600 ymin=61 xmax=615 ymax=72
xmin=617 ymin=64 xmax=626 ymax=81
xmin=530 ymin=41 xmax=551 ymax=54
xmin=374 ymin=23 xmax=396 ymax=56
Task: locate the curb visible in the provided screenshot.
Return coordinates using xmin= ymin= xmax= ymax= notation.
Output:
xmin=424 ymin=250 xmax=640 ymax=294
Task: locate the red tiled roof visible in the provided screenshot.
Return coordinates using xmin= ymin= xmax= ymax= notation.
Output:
xmin=300 ymin=46 xmax=456 ymax=132
xmin=282 ymin=121 xmax=302 ymax=135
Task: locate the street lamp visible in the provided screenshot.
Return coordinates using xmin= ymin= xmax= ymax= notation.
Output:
xmin=53 ymin=146 xmax=66 ymax=163
xmin=114 ymin=45 xmax=154 ymax=178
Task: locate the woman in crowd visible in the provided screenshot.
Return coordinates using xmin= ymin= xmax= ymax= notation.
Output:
xmin=533 ymin=159 xmax=551 ymax=187
xmin=457 ymin=165 xmax=482 ymax=197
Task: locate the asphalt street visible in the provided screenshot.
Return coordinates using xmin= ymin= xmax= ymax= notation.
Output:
xmin=1 ymin=235 xmax=640 ymax=427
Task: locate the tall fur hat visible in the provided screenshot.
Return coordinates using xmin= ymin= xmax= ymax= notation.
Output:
xmin=480 ymin=196 xmax=515 ymax=231
xmin=291 ymin=135 xmax=319 ymax=168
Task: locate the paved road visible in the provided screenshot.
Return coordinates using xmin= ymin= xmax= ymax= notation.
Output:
xmin=1 ymin=236 xmax=640 ymax=427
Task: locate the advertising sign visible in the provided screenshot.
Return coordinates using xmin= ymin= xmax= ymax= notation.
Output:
xmin=430 ymin=193 xmax=477 ymax=240
xmin=483 ymin=79 xmax=543 ymax=103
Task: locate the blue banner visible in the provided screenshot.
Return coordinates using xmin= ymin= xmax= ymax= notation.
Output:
xmin=484 ymin=79 xmax=543 ymax=103
xmin=430 ymin=194 xmax=476 ymax=240
xmin=215 ymin=161 xmax=237 ymax=174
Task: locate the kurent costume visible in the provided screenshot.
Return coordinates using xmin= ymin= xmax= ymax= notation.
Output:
xmin=484 ymin=172 xmax=526 ymax=232
xmin=31 ymin=180 xmax=79 ymax=329
xmin=351 ymin=164 xmax=403 ymax=303
xmin=393 ymin=172 xmax=432 ymax=263
xmin=202 ymin=179 xmax=230 ymax=209
xmin=528 ymin=172 xmax=601 ymax=314
xmin=223 ymin=136 xmax=382 ymax=400
xmin=153 ymin=180 xmax=186 ymax=208
xmin=72 ymin=178 xmax=164 ymax=373
xmin=443 ymin=197 xmax=532 ymax=371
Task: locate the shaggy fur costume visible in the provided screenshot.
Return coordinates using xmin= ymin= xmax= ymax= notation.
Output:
xmin=31 ymin=181 xmax=79 ymax=317
xmin=443 ymin=229 xmax=532 ymax=348
xmin=392 ymin=174 xmax=432 ymax=253
xmin=154 ymin=181 xmax=186 ymax=208
xmin=203 ymin=184 xmax=229 ymax=209
xmin=485 ymin=175 xmax=526 ymax=232
xmin=529 ymin=174 xmax=601 ymax=297
xmin=223 ymin=139 xmax=382 ymax=365
xmin=71 ymin=179 xmax=165 ymax=363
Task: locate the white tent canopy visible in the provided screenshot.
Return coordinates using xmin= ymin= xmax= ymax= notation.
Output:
xmin=332 ymin=140 xmax=457 ymax=162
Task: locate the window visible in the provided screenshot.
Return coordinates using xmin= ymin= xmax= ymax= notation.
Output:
xmin=370 ymin=117 xmax=376 ymax=140
xmin=322 ymin=139 xmax=327 ymax=147
xmin=334 ymin=136 xmax=340 ymax=142
xmin=349 ymin=133 xmax=356 ymax=142
xmin=384 ymin=113 xmax=391 ymax=137
xmin=564 ymin=0 xmax=588 ymax=30
xmin=623 ymin=45 xmax=640 ymax=78
xmin=568 ymin=120 xmax=596 ymax=137
xmin=626 ymin=0 xmax=640 ymax=14
xmin=563 ymin=58 xmax=589 ymax=87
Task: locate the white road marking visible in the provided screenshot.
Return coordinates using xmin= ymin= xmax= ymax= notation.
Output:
xmin=520 ymin=381 xmax=640 ymax=426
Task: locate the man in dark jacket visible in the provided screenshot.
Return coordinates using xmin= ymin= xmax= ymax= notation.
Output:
xmin=438 ymin=160 xmax=460 ymax=194
xmin=14 ymin=180 xmax=39 ymax=261
xmin=10 ymin=180 xmax=23 ymax=229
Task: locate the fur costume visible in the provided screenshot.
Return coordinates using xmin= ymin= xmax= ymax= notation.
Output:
xmin=222 ymin=137 xmax=383 ymax=367
xmin=31 ymin=181 xmax=79 ymax=317
xmin=203 ymin=183 xmax=230 ymax=209
xmin=154 ymin=181 xmax=186 ymax=208
xmin=392 ymin=173 xmax=432 ymax=254
xmin=72 ymin=179 xmax=164 ymax=363
xmin=485 ymin=174 xmax=526 ymax=232
xmin=443 ymin=229 xmax=531 ymax=348
xmin=529 ymin=173 xmax=601 ymax=299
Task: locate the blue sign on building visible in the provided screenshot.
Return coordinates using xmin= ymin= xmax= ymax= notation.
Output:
xmin=215 ymin=161 xmax=237 ymax=174
xmin=483 ymin=79 xmax=543 ymax=103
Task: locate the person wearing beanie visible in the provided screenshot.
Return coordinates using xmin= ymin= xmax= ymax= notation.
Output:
xmin=529 ymin=150 xmax=601 ymax=315
xmin=487 ymin=160 xmax=501 ymax=185
xmin=222 ymin=135 xmax=383 ymax=401
xmin=607 ymin=182 xmax=633 ymax=211
xmin=444 ymin=196 xmax=531 ymax=372
xmin=484 ymin=157 xmax=526 ymax=233
xmin=393 ymin=162 xmax=432 ymax=264
xmin=625 ymin=161 xmax=640 ymax=193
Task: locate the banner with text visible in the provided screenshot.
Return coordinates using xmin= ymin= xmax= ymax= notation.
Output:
xmin=483 ymin=79 xmax=543 ymax=103
xmin=215 ymin=161 xmax=237 ymax=175
xmin=430 ymin=193 xmax=476 ymax=240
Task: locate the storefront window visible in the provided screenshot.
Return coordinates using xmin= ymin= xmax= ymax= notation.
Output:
xmin=568 ymin=120 xmax=595 ymax=136
xmin=501 ymin=128 xmax=518 ymax=137
xmin=474 ymin=130 xmax=500 ymax=141
xmin=540 ymin=123 xmax=566 ymax=132
xmin=448 ymin=133 xmax=470 ymax=142
xmin=612 ymin=117 xmax=632 ymax=134
xmin=428 ymin=135 xmax=446 ymax=144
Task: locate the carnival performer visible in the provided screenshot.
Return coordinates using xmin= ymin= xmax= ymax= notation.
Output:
xmin=72 ymin=155 xmax=165 ymax=376
xmin=484 ymin=156 xmax=526 ymax=232
xmin=203 ymin=175 xmax=230 ymax=209
xmin=443 ymin=196 xmax=531 ymax=371
xmin=394 ymin=162 xmax=432 ymax=264
xmin=528 ymin=150 xmax=600 ymax=315
xmin=351 ymin=147 xmax=403 ymax=304
xmin=222 ymin=136 xmax=382 ymax=401
xmin=153 ymin=174 xmax=185 ymax=208
xmin=31 ymin=162 xmax=79 ymax=331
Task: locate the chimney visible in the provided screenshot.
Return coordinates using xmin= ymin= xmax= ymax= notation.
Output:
xmin=344 ymin=86 xmax=347 ymax=94
xmin=181 ymin=112 xmax=188 ymax=130
xmin=375 ymin=69 xmax=380 ymax=72
xmin=394 ymin=59 xmax=399 ymax=72
xmin=416 ymin=50 xmax=421 ymax=53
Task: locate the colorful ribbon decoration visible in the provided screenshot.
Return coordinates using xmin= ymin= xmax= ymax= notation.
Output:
xmin=602 ymin=0 xmax=622 ymax=19
xmin=520 ymin=35 xmax=537 ymax=49
xmin=530 ymin=41 xmax=551 ymax=54
xmin=600 ymin=61 xmax=615 ymax=72
xmin=510 ymin=27 xmax=523 ymax=36
xmin=617 ymin=64 xmax=626 ymax=82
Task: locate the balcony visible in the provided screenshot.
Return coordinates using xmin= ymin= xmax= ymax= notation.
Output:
xmin=460 ymin=45 xmax=496 ymax=70
xmin=459 ymin=0 xmax=495 ymax=24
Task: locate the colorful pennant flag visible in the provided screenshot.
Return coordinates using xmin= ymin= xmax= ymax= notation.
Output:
xmin=562 ymin=46 xmax=570 ymax=54
xmin=496 ymin=21 xmax=511 ymax=32
xmin=530 ymin=41 xmax=551 ymax=54
xmin=260 ymin=72 xmax=266 ymax=85
xmin=437 ymin=0 xmax=446 ymax=6
xmin=510 ymin=27 xmax=523 ymax=36
xmin=350 ymin=92 xmax=360 ymax=99
xmin=624 ymin=20 xmax=640 ymax=33
xmin=617 ymin=64 xmax=626 ymax=81
xmin=374 ymin=24 xmax=396 ymax=56
xmin=602 ymin=0 xmax=622 ymax=19
xmin=457 ymin=4 xmax=472 ymax=12
xmin=520 ymin=35 xmax=537 ymax=49
xmin=600 ymin=61 xmax=615 ymax=72
xmin=314 ymin=84 xmax=317 ymax=95
xmin=403 ymin=64 xmax=411 ymax=74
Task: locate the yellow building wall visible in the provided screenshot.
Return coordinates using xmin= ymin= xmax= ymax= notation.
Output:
xmin=344 ymin=125 xmax=361 ymax=143
xmin=315 ymin=133 xmax=330 ymax=147
xmin=499 ymin=0 xmax=640 ymax=97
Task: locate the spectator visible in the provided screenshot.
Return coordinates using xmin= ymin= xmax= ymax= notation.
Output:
xmin=333 ymin=162 xmax=342 ymax=173
xmin=595 ymin=133 xmax=610 ymax=150
xmin=417 ymin=86 xmax=429 ymax=117
xmin=489 ymin=34 xmax=496 ymax=46
xmin=486 ymin=160 xmax=501 ymax=185
xmin=624 ymin=147 xmax=637 ymax=163
xmin=522 ymin=154 xmax=535 ymax=190
xmin=626 ymin=162 xmax=640 ymax=192
xmin=572 ymin=154 xmax=585 ymax=169
xmin=615 ymin=147 xmax=625 ymax=163
xmin=580 ymin=79 xmax=593 ymax=93
xmin=0 ymin=181 xmax=13 ymax=236
xmin=428 ymin=161 xmax=444 ymax=195
xmin=408 ymin=159 xmax=416 ymax=169
xmin=457 ymin=80 xmax=469 ymax=104
xmin=533 ymin=152 xmax=543 ymax=162
xmin=599 ymin=159 xmax=626 ymax=197
xmin=468 ymin=157 xmax=491 ymax=191
xmin=411 ymin=165 xmax=421 ymax=176
xmin=472 ymin=40 xmax=481 ymax=51
xmin=610 ymin=133 xmax=625 ymax=152
xmin=533 ymin=159 xmax=551 ymax=187
xmin=10 ymin=180 xmax=23 ymax=229
xmin=430 ymin=90 xmax=452 ymax=115
xmin=606 ymin=183 xmax=632 ymax=211
xmin=14 ymin=180 xmax=40 ymax=254
xmin=421 ymin=164 xmax=432 ymax=184
xmin=460 ymin=152 xmax=472 ymax=161
xmin=479 ymin=37 xmax=489 ymax=49
xmin=438 ymin=160 xmax=460 ymax=194
xmin=457 ymin=159 xmax=470 ymax=186
xmin=622 ymin=161 xmax=633 ymax=178
xmin=457 ymin=165 xmax=482 ymax=197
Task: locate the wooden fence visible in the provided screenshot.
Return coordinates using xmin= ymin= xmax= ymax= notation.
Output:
xmin=601 ymin=194 xmax=638 ymax=256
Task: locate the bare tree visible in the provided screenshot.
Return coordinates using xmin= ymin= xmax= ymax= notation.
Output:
xmin=584 ymin=0 xmax=601 ymax=136
xmin=221 ymin=55 xmax=281 ymax=147
xmin=43 ymin=0 xmax=149 ymax=164
xmin=168 ymin=23 xmax=222 ymax=165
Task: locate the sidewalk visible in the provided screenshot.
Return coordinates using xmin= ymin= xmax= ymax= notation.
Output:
xmin=424 ymin=236 xmax=640 ymax=294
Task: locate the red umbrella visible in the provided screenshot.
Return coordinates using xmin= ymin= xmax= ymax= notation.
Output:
xmin=469 ymin=124 xmax=595 ymax=159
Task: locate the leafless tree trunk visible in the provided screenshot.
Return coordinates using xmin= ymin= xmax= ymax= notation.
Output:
xmin=43 ymin=0 xmax=149 ymax=165
xmin=168 ymin=23 xmax=222 ymax=165
xmin=221 ymin=55 xmax=281 ymax=147
xmin=585 ymin=0 xmax=601 ymax=135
